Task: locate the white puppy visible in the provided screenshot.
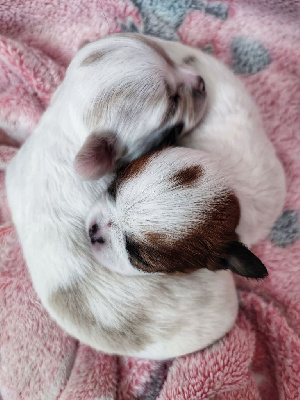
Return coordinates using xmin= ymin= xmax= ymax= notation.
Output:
xmin=6 ymin=34 xmax=285 ymax=360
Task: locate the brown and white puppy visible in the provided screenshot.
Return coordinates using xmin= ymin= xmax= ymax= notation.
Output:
xmin=86 ymin=147 xmax=268 ymax=278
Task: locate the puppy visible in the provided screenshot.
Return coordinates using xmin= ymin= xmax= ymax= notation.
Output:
xmin=86 ymin=147 xmax=268 ymax=278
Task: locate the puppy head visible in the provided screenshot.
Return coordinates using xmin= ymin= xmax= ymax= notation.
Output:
xmin=71 ymin=33 xmax=207 ymax=180
xmin=86 ymin=147 xmax=268 ymax=279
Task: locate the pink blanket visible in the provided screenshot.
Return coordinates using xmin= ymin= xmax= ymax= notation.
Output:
xmin=0 ymin=1 xmax=299 ymax=399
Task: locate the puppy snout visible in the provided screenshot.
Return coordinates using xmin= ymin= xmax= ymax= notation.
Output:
xmin=89 ymin=223 xmax=105 ymax=244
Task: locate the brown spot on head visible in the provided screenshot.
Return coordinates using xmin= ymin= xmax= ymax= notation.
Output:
xmin=126 ymin=192 xmax=241 ymax=274
xmin=81 ymin=51 xmax=107 ymax=67
xmin=171 ymin=165 xmax=203 ymax=187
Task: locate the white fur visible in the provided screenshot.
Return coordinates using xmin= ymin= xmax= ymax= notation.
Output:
xmin=5 ymin=34 xmax=285 ymax=360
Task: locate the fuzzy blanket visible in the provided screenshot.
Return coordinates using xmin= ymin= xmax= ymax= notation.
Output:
xmin=0 ymin=1 xmax=299 ymax=399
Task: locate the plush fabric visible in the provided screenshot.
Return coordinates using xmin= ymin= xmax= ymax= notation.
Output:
xmin=0 ymin=1 xmax=299 ymax=399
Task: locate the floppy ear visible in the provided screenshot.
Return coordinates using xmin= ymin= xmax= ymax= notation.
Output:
xmin=74 ymin=131 xmax=120 ymax=180
xmin=221 ymin=241 xmax=268 ymax=279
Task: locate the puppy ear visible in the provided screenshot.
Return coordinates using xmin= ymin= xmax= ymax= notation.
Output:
xmin=221 ymin=241 xmax=268 ymax=279
xmin=75 ymin=131 xmax=119 ymax=180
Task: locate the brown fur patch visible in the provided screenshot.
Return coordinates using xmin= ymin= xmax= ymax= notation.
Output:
xmin=144 ymin=232 xmax=169 ymax=245
xmin=49 ymin=276 xmax=153 ymax=353
xmin=85 ymin=77 xmax=166 ymax=129
xmin=171 ymin=165 xmax=203 ymax=187
xmin=109 ymin=151 xmax=158 ymax=196
xmin=50 ymin=282 xmax=98 ymax=327
xmin=126 ymin=192 xmax=240 ymax=274
xmin=81 ymin=51 xmax=107 ymax=66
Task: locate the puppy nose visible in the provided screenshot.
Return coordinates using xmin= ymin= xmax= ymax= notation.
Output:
xmin=89 ymin=223 xmax=98 ymax=237
xmin=89 ymin=223 xmax=105 ymax=244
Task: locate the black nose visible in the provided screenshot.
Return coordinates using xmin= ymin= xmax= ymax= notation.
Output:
xmin=89 ymin=224 xmax=98 ymax=238
xmin=89 ymin=224 xmax=105 ymax=244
